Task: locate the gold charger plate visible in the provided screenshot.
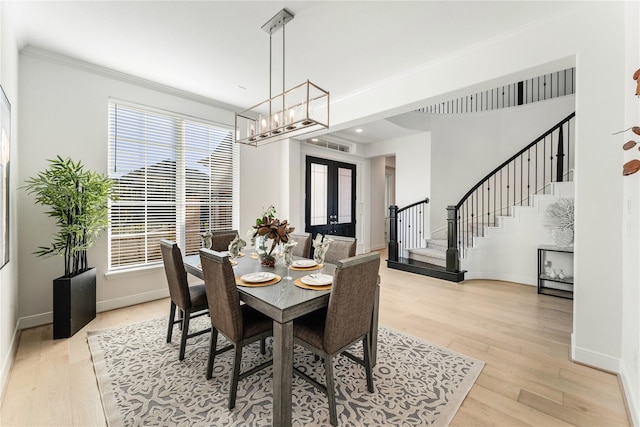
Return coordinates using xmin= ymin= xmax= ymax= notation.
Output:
xmin=290 ymin=263 xmax=323 ymax=271
xmin=294 ymin=277 xmax=331 ymax=291
xmin=236 ymin=274 xmax=281 ymax=287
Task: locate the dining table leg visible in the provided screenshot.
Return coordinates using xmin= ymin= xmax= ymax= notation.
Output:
xmin=272 ymin=320 xmax=293 ymax=427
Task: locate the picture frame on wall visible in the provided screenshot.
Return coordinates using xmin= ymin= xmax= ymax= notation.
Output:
xmin=0 ymin=85 xmax=10 ymax=269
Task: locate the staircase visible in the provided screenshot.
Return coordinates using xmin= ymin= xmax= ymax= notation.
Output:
xmin=388 ymin=112 xmax=575 ymax=283
xmin=405 ymin=182 xmax=573 ymax=284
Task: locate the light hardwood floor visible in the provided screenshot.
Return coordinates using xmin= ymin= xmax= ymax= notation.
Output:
xmin=0 ymin=256 xmax=630 ymax=426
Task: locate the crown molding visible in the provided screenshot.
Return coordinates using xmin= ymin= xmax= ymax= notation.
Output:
xmin=20 ymin=45 xmax=243 ymax=113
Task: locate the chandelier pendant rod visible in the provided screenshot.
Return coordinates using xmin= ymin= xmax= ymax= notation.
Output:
xmin=234 ymin=8 xmax=329 ymax=147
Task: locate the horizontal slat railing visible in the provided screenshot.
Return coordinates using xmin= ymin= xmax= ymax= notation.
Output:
xmin=388 ymin=198 xmax=429 ymax=262
xmin=446 ymin=112 xmax=575 ymax=271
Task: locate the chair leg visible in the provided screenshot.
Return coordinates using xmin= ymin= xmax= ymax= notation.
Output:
xmin=260 ymin=337 xmax=266 ymax=354
xmin=178 ymin=308 xmax=184 ymax=331
xmin=166 ymin=301 xmax=176 ymax=343
xmin=179 ymin=309 xmax=191 ymax=361
xmin=324 ymin=355 xmax=338 ymax=426
xmin=363 ymin=335 xmax=374 ymax=393
xmin=229 ymin=344 xmax=243 ymax=410
xmin=206 ymin=328 xmax=219 ymax=380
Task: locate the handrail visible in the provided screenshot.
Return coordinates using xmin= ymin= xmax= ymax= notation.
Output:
xmin=456 ymin=112 xmax=575 ymax=209
xmin=388 ymin=198 xmax=430 ymax=262
xmin=398 ymin=197 xmax=430 ymax=214
xmin=447 ymin=112 xmax=575 ymax=270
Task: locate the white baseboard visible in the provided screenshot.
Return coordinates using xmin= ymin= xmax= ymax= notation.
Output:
xmin=0 ymin=321 xmax=20 ymax=401
xmin=97 ymin=288 xmax=169 ymax=312
xmin=463 ymin=270 xmax=536 ymax=287
xmin=368 ymin=244 xmax=387 ymax=252
xmin=17 ymin=288 xmax=169 ymax=330
xmin=572 ymin=342 xmax=621 ymax=373
xmin=18 ymin=311 xmax=53 ymax=330
xmin=619 ymin=363 xmax=640 ymax=426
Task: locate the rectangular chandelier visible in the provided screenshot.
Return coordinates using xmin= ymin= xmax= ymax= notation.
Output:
xmin=234 ymin=9 xmax=330 ymax=147
xmin=235 ymin=80 xmax=329 ymax=147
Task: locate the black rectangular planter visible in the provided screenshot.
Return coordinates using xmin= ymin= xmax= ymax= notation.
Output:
xmin=53 ymin=267 xmax=97 ymax=339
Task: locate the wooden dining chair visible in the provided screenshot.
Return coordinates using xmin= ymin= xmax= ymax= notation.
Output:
xmin=289 ymin=232 xmax=312 ymax=258
xmin=292 ymin=251 xmax=380 ymax=426
xmin=199 ymin=248 xmax=273 ymax=409
xmin=210 ymin=230 xmax=239 ymax=251
xmin=160 ymin=240 xmax=211 ymax=361
xmin=322 ymin=235 xmax=357 ymax=265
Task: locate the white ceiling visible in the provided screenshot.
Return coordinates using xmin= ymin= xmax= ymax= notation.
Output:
xmin=6 ymin=0 xmax=580 ymax=144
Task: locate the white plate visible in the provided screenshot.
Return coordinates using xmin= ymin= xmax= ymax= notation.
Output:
xmin=300 ymin=273 xmax=333 ymax=286
xmin=240 ymin=272 xmax=275 ymax=283
xmin=292 ymin=259 xmax=317 ymax=268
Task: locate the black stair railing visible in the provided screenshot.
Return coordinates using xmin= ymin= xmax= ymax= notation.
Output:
xmin=388 ymin=197 xmax=429 ymax=262
xmin=446 ymin=112 xmax=575 ymax=271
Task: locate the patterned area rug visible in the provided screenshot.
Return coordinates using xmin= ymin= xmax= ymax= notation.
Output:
xmin=88 ymin=317 xmax=483 ymax=426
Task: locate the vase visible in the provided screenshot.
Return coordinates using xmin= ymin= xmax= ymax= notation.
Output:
xmin=259 ymin=252 xmax=276 ymax=267
xmin=552 ymin=228 xmax=573 ymax=248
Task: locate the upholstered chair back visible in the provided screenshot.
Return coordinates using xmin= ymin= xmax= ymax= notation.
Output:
xmin=323 ymin=252 xmax=380 ymax=354
xmin=160 ymin=240 xmax=191 ymax=310
xmin=199 ymin=249 xmax=244 ymax=342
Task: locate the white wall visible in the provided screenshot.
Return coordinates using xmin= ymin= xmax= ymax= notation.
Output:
xmin=365 ymin=133 xmax=431 ymax=209
xmin=0 ymin=1 xmax=20 ymax=399
xmin=621 ymin=1 xmax=640 ymax=424
xmin=369 ymin=156 xmax=386 ymax=250
xmin=17 ymin=50 xmax=242 ymax=325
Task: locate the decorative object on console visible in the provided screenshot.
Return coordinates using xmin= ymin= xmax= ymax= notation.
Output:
xmin=544 ymin=198 xmax=574 ymax=248
xmin=234 ymin=8 xmax=329 ymax=147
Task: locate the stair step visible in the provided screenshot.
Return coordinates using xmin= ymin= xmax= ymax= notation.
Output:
xmin=387 ymin=258 xmax=465 ymax=282
xmin=426 ymin=239 xmax=447 ymax=250
xmin=407 ymin=247 xmax=446 ymax=267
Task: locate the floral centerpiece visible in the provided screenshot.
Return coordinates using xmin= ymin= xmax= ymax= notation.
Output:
xmin=253 ymin=205 xmax=295 ymax=267
xmin=544 ymin=198 xmax=574 ymax=247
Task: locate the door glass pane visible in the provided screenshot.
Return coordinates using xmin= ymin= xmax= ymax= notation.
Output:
xmin=310 ymin=163 xmax=328 ymax=226
xmin=337 ymin=167 xmax=352 ymax=224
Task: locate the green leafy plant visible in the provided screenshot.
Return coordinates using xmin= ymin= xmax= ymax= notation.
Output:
xmin=23 ymin=156 xmax=115 ymax=277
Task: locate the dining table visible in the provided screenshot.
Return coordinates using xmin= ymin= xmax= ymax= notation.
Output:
xmin=183 ymin=251 xmax=379 ymax=427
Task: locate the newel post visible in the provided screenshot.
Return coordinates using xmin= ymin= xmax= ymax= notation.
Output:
xmin=388 ymin=205 xmax=399 ymax=262
xmin=446 ymin=205 xmax=460 ymax=272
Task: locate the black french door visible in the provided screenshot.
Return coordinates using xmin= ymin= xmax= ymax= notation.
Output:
xmin=305 ymin=156 xmax=356 ymax=238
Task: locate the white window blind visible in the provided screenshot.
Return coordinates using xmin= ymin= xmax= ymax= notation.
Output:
xmin=108 ymin=102 xmax=236 ymax=270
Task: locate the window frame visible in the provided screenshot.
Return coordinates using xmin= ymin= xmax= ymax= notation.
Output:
xmin=107 ymin=99 xmax=239 ymax=272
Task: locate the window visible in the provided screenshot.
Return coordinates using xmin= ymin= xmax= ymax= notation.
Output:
xmin=108 ymin=102 xmax=238 ymax=270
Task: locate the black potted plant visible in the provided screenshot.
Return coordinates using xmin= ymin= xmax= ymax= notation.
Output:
xmin=23 ymin=156 xmax=115 ymax=338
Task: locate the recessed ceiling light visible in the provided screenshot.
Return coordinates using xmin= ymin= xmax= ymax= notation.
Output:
xmin=311 ymin=138 xmax=319 ymax=142
xmin=355 ymin=128 xmax=364 ymax=133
